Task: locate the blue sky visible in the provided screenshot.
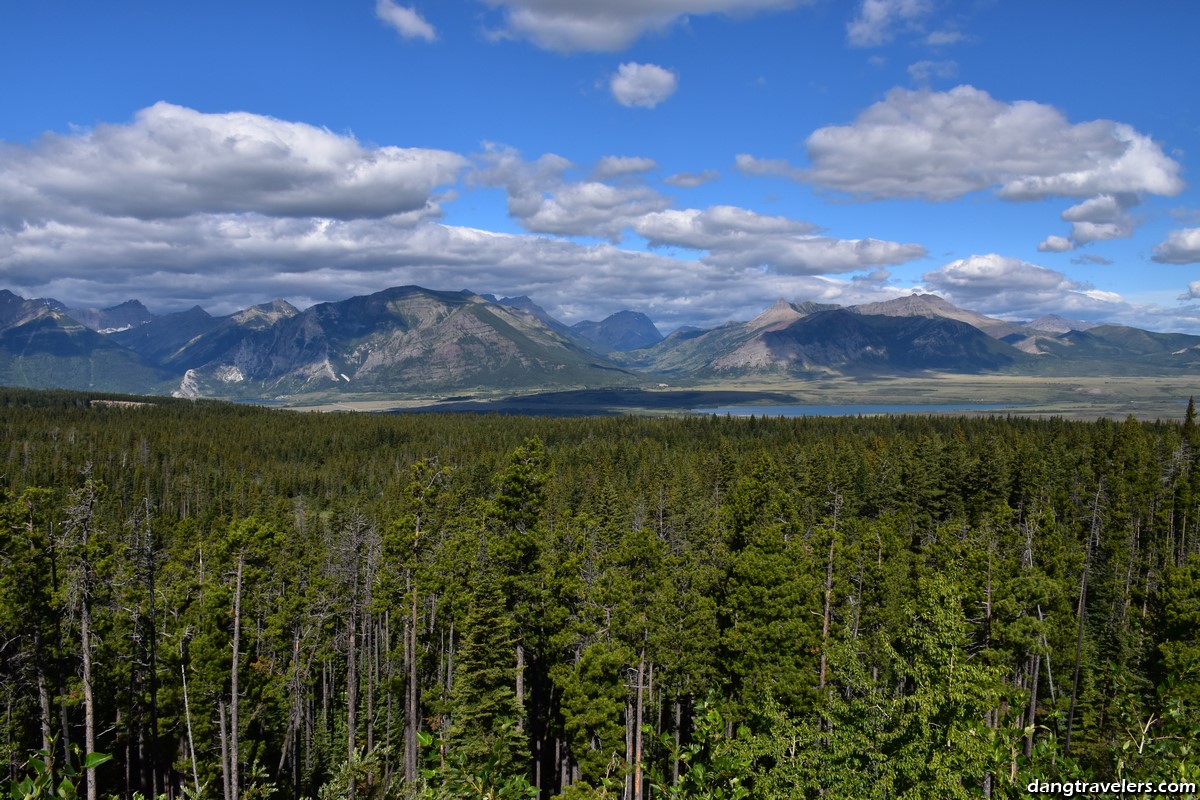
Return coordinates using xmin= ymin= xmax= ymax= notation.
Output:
xmin=2 ymin=0 xmax=1199 ymax=332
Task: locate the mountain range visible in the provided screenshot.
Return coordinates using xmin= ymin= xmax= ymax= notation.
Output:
xmin=0 ymin=286 xmax=1196 ymax=400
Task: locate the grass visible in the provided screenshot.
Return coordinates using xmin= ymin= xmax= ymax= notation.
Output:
xmin=677 ymin=374 xmax=1198 ymax=421
xmin=276 ymin=374 xmax=1198 ymax=420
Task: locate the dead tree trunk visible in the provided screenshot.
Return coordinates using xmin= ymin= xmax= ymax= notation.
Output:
xmin=65 ymin=476 xmax=101 ymax=800
xmin=1066 ymin=483 xmax=1102 ymax=754
xmin=230 ymin=553 xmax=244 ymax=800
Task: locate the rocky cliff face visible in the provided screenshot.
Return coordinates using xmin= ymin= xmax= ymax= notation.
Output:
xmin=570 ymin=310 xmax=663 ymax=352
xmin=850 ymin=294 xmax=1026 ymax=339
xmin=174 ymin=286 xmax=637 ymax=396
xmin=66 ymin=299 xmax=157 ymax=333
xmin=710 ymin=310 xmax=1018 ymax=374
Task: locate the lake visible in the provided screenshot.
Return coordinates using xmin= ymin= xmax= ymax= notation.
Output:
xmin=691 ymin=403 xmax=1018 ymax=417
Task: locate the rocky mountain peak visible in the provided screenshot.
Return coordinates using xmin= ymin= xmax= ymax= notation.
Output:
xmin=67 ymin=299 xmax=157 ymax=332
xmin=231 ymin=299 xmax=300 ymax=329
xmin=570 ymin=310 xmax=663 ymax=352
xmin=748 ymin=298 xmax=807 ymax=332
xmin=1026 ymin=314 xmax=1101 ymax=333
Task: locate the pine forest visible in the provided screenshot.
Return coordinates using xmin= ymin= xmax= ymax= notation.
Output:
xmin=1 ymin=388 xmax=1198 ymax=800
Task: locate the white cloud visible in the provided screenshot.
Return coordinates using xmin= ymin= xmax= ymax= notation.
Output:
xmin=1183 ymin=281 xmax=1200 ymax=301
xmin=637 ymin=205 xmax=818 ymax=248
xmin=594 ymin=155 xmax=657 ymax=179
xmin=0 ymin=213 xmax=700 ymax=319
xmin=1152 ymin=228 xmax=1200 ymax=264
xmin=0 ymin=102 xmax=466 ymax=225
xmin=664 ymin=169 xmax=719 ymax=188
xmin=788 ymin=86 xmax=1184 ymax=202
xmin=1061 ymin=194 xmax=1130 ymax=223
xmin=734 ymin=153 xmax=804 ymax=180
xmin=473 ymin=146 xmax=670 ymax=238
xmin=0 ymin=209 xmax=922 ymax=331
xmin=922 ymin=253 xmax=1125 ymax=321
xmin=1060 ymin=193 xmax=1136 ymax=245
xmin=907 ymin=59 xmax=957 ymax=83
xmin=1037 ymin=236 xmax=1074 ymax=253
xmin=634 ymin=206 xmax=926 ymax=274
xmin=1071 ymin=254 xmax=1113 ymax=266
xmin=926 ymin=254 xmax=1078 ymax=295
xmin=1068 ymin=221 xmax=1133 ymax=246
xmin=480 ymin=0 xmax=804 ymax=53
xmin=3 ymin=105 xmax=1193 ymax=333
xmin=847 ymin=0 xmax=932 ymax=47
xmin=920 ymin=255 xmax=1200 ymax=331
xmin=5 ymin=202 xmax=1195 ymax=332
xmin=375 ymin=0 xmax=437 ymax=41
xmin=2 ymin=148 xmax=922 ymax=324
xmin=521 ymin=182 xmax=672 ymax=239
xmin=926 ymin=29 xmax=964 ymax=45
xmin=476 ymin=148 xmax=922 ymax=268
xmin=610 ymin=63 xmax=678 ymax=109
xmin=471 ymin=144 xmax=573 ymax=217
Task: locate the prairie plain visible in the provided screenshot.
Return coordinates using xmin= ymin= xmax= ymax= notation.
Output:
xmin=288 ymin=373 xmax=1199 ymax=420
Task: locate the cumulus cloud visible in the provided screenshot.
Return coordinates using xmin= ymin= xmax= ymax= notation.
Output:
xmin=1071 ymin=254 xmax=1114 ymax=266
xmin=0 ymin=206 xmax=924 ymax=331
xmin=4 ymin=194 xmax=1193 ymax=331
xmin=637 ymin=205 xmax=817 ymax=247
xmin=474 ymin=146 xmax=671 ymax=239
xmin=847 ymin=0 xmax=932 ymax=47
xmin=0 ymin=115 xmax=723 ymax=324
xmin=472 ymin=146 xmax=565 ymax=202
xmin=664 ymin=169 xmax=719 ymax=188
xmin=471 ymin=145 xmax=572 ymax=212
xmin=520 ymin=182 xmax=672 ymax=239
xmin=926 ymin=254 xmax=1075 ymax=295
xmin=610 ymin=63 xmax=678 ymax=109
xmin=16 ymin=105 xmax=1190 ymax=334
xmin=375 ymin=0 xmax=437 ymax=41
xmin=769 ymin=86 xmax=1184 ymax=202
xmin=1183 ymin=281 xmax=1200 ymax=301
xmin=907 ymin=59 xmax=957 ymax=83
xmin=1038 ymin=236 xmax=1074 ymax=253
xmin=475 ymin=148 xmax=922 ymax=271
xmin=480 ymin=0 xmax=803 ymax=52
xmin=1061 ymin=194 xmax=1131 ymax=224
xmin=734 ymin=154 xmax=804 ymax=180
xmin=633 ymin=206 xmax=927 ymax=275
xmin=0 ymin=104 xmax=923 ymax=325
xmin=1152 ymin=228 xmax=1200 ymax=264
xmin=1060 ymin=194 xmax=1136 ymax=245
xmin=0 ymin=102 xmax=466 ymax=226
xmin=0 ymin=210 xmax=705 ymax=320
xmin=922 ymin=254 xmax=1126 ymax=320
xmin=594 ymin=155 xmax=657 ymax=179
xmin=925 ymin=256 xmax=1200 ymax=334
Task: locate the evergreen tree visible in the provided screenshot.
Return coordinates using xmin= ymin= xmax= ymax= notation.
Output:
xmin=447 ymin=574 xmax=525 ymax=776
xmin=1184 ymin=396 xmax=1196 ymax=452
xmin=2 ymin=390 xmax=1198 ymax=798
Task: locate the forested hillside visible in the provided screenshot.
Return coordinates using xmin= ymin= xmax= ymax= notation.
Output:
xmin=1 ymin=389 xmax=1198 ymax=799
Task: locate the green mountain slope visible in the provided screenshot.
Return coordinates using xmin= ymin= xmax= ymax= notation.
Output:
xmin=0 ymin=313 xmax=174 ymax=392
xmin=1020 ymin=325 xmax=1200 ymax=375
xmin=622 ymin=302 xmax=1020 ymax=376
